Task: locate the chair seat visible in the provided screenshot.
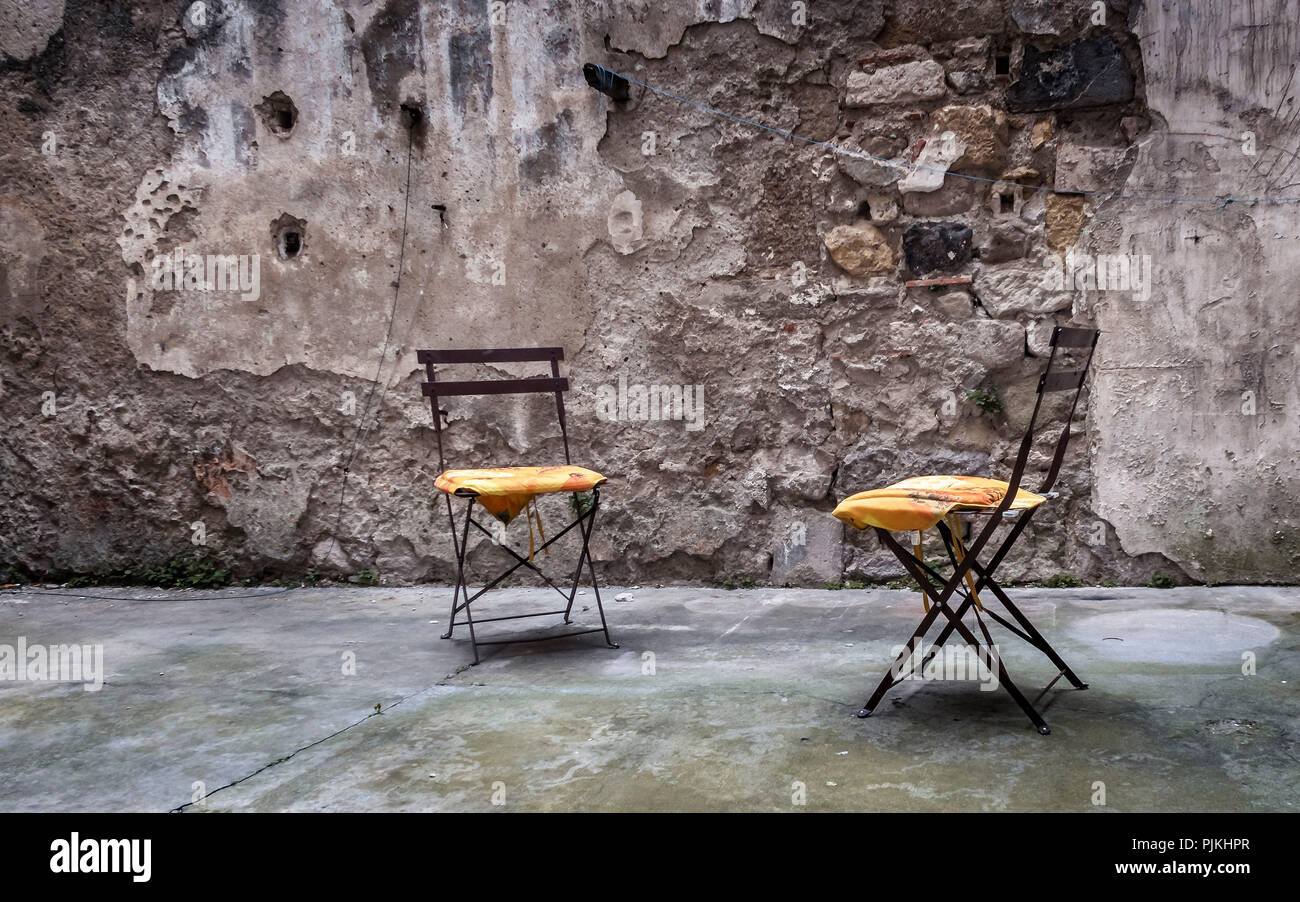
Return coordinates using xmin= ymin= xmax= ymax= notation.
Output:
xmin=833 ymin=475 xmax=1045 ymax=532
xmin=435 ymin=466 xmax=607 ymax=524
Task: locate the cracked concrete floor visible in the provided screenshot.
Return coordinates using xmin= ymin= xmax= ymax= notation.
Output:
xmin=0 ymin=584 xmax=1296 ymax=812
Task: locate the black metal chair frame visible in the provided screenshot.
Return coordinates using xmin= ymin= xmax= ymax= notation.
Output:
xmin=859 ymin=326 xmax=1100 ymax=734
xmin=417 ymin=347 xmax=618 ymax=664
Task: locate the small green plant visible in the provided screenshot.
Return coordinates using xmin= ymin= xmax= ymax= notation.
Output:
xmin=1149 ymin=570 xmax=1175 ymax=589
xmin=824 ymin=578 xmax=868 ymax=590
xmin=570 ymin=492 xmax=595 ymax=518
xmin=65 ymin=555 xmax=231 ymax=590
xmin=722 ymin=575 xmax=756 ymax=590
xmin=966 ymin=385 xmax=1004 ymax=417
xmin=350 ymin=569 xmax=380 ymax=586
xmin=883 ymin=578 xmax=919 ymax=591
xmin=1041 ymin=573 xmax=1084 ymax=588
xmin=1 ymin=564 xmax=32 ymax=585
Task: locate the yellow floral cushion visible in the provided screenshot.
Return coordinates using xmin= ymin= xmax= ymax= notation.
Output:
xmin=833 ymin=475 xmax=1045 ymax=532
xmin=435 ymin=466 xmax=606 ymax=524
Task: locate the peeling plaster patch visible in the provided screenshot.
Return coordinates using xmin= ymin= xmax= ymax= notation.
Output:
xmin=254 ymin=90 xmax=298 ymax=137
xmin=270 ymin=212 xmax=307 ymax=260
xmin=193 ymin=440 xmax=258 ymax=499
xmin=607 ymin=190 xmax=644 ymax=254
xmin=1090 ymin=2 xmax=1300 ymax=582
xmin=602 ymin=0 xmax=811 ymax=59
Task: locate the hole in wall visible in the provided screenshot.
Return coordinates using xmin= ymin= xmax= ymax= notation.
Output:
xmin=255 ymin=91 xmax=298 ymax=137
xmin=857 ymin=200 xmax=873 ymax=221
xmin=994 ymin=53 xmax=1010 ymax=78
xmin=270 ymin=212 xmax=307 ymax=260
xmin=398 ymin=97 xmax=428 ymax=147
xmin=999 ymin=192 xmax=1015 ymax=214
xmin=399 ymin=101 xmax=422 ymax=130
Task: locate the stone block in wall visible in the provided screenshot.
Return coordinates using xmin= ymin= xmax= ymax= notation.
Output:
xmin=771 ymin=516 xmax=843 ymax=585
xmin=758 ymin=445 xmax=839 ymax=502
xmin=843 ymin=543 xmax=910 ymax=582
xmin=902 ymin=221 xmax=974 ymax=275
xmin=1010 ymin=0 xmax=1086 ymax=36
xmin=1005 ymin=37 xmax=1134 ymax=111
xmin=927 ymin=104 xmax=1009 ymax=174
xmin=825 ymin=223 xmax=896 ymax=276
xmin=837 ymin=136 xmax=905 ymax=187
xmin=1031 ymin=117 xmax=1055 ymax=149
xmin=966 ymin=318 xmax=1027 ymax=370
xmin=899 ymin=132 xmax=964 ymax=193
xmin=986 ymin=166 xmax=1041 ymax=219
xmin=881 ymin=0 xmax=1004 ymax=44
xmin=866 ymin=192 xmax=899 ymax=223
xmin=927 ymin=289 xmax=975 ymax=321
xmin=0 ymin=0 xmax=65 ymax=59
xmin=1045 ymin=194 xmax=1088 ymax=254
xmin=947 ymin=70 xmax=990 ymax=95
xmin=846 ymin=60 xmax=947 ymax=106
xmin=974 ymin=261 xmax=1072 ymax=317
xmin=1026 ymin=318 xmax=1064 ymax=357
xmin=931 ymin=36 xmax=992 ymax=63
xmin=902 ymin=177 xmax=977 ymax=216
xmin=1055 ymin=143 xmax=1133 ymax=194
xmin=978 ymin=219 xmax=1032 ymax=264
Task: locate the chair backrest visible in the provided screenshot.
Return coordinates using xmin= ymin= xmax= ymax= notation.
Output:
xmin=416 ymin=347 xmax=571 ymax=473
xmin=948 ymin=325 xmax=1100 ymax=574
xmin=1006 ymin=325 xmax=1101 ymax=500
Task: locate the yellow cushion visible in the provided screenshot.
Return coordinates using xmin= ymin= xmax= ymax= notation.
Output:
xmin=833 ymin=475 xmax=1045 ymax=532
xmin=435 ymin=466 xmax=606 ymax=524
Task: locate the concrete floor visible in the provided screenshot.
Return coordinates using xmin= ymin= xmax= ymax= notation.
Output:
xmin=0 ymin=583 xmax=1295 ymax=812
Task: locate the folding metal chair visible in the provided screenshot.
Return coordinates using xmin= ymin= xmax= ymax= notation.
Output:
xmin=417 ymin=347 xmax=618 ymax=664
xmin=833 ymin=326 xmax=1100 ymax=734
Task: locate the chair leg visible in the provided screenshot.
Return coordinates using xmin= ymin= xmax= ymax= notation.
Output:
xmin=972 ymin=567 xmax=1089 ymax=690
xmin=935 ymin=521 xmax=1080 ymax=719
xmin=858 ymin=598 xmax=960 ymax=717
xmin=954 ymin=622 xmax=1051 ymax=735
xmin=867 ymin=526 xmax=1052 ymax=734
xmin=437 ymin=491 xmax=616 ymax=661
xmin=953 ymin=534 xmax=1088 ymax=692
xmin=441 ymin=495 xmax=462 ymax=640
xmin=456 ymin=498 xmax=482 ymax=664
xmin=859 ymin=528 xmax=968 ymax=717
xmin=579 ymin=491 xmax=618 ymax=649
xmin=562 ymin=493 xmax=594 ymax=624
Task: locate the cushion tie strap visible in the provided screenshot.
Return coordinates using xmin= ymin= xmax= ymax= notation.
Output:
xmin=525 ymin=497 xmax=548 ymax=561
xmin=945 ymin=513 xmax=984 ymax=612
xmin=914 ymin=531 xmax=930 ymax=612
xmin=911 ymin=518 xmax=985 ymax=614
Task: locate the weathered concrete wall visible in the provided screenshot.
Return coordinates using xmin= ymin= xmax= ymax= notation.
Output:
xmin=1088 ymin=0 xmax=1300 ymax=584
xmin=0 ymin=1 xmax=1295 ymax=586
